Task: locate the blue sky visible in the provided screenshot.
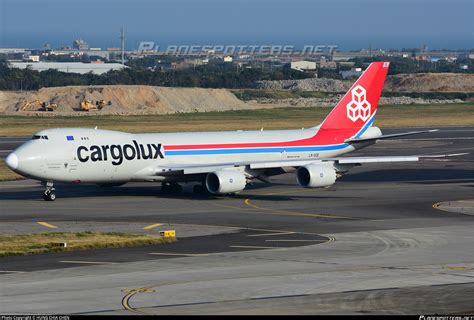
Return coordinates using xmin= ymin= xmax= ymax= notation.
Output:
xmin=0 ymin=0 xmax=472 ymax=49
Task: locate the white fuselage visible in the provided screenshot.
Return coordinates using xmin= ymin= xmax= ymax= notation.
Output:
xmin=10 ymin=126 xmax=370 ymax=184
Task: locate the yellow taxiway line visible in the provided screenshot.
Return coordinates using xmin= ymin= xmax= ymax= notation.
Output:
xmin=243 ymin=198 xmax=354 ymax=220
xmin=121 ymin=287 xmax=154 ymax=315
xmin=143 ymin=223 xmax=163 ymax=230
xmin=37 ymin=221 xmax=58 ymax=229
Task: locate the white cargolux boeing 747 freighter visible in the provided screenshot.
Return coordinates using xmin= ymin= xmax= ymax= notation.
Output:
xmin=6 ymin=62 xmax=447 ymax=201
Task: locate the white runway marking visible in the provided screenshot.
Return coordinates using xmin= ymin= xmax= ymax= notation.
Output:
xmin=59 ymin=260 xmax=117 ymax=265
xmin=230 ymin=245 xmax=274 ymax=249
xmin=148 ymin=252 xmax=210 ymax=257
xmin=265 ymin=239 xmax=327 ymax=242
xmin=247 ymin=232 xmax=295 ymax=237
xmin=395 ymin=137 xmax=474 ymax=141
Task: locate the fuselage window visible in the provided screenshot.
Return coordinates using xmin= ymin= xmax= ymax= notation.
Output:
xmin=32 ymin=135 xmax=49 ymax=140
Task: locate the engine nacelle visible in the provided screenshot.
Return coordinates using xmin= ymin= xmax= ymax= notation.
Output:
xmin=205 ymin=170 xmax=247 ymax=195
xmin=296 ymin=163 xmax=337 ymax=188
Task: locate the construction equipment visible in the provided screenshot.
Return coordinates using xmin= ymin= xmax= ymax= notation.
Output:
xmin=80 ymin=100 xmax=97 ymax=111
xmin=20 ymin=100 xmax=42 ymax=111
xmin=40 ymin=102 xmax=57 ymax=112
xmin=20 ymin=100 xmax=57 ymax=112
xmin=97 ymin=100 xmax=107 ymax=110
xmin=80 ymin=100 xmax=110 ymax=111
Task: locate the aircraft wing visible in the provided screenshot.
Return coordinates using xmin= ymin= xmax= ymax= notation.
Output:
xmin=156 ymin=153 xmax=467 ymax=175
xmin=249 ymin=153 xmax=467 ymax=169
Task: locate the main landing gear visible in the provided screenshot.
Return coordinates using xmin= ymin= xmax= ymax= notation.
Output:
xmin=161 ymin=182 xmax=183 ymax=194
xmin=193 ymin=183 xmax=208 ymax=195
xmin=42 ymin=181 xmax=56 ymax=201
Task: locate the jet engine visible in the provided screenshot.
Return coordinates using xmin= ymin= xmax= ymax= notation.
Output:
xmin=205 ymin=170 xmax=247 ymax=195
xmin=296 ymin=163 xmax=337 ymax=188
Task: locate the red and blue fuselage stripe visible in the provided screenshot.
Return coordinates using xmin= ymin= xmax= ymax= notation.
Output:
xmin=164 ymin=113 xmax=375 ymax=156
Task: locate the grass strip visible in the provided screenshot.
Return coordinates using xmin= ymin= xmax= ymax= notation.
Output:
xmin=0 ymin=231 xmax=176 ymax=257
xmin=0 ymin=103 xmax=472 ymax=136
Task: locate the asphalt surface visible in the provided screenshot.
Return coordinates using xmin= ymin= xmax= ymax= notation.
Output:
xmin=0 ymin=126 xmax=473 ymax=314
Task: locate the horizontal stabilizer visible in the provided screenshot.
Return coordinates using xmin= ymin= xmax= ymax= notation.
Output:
xmin=345 ymin=129 xmax=439 ymax=143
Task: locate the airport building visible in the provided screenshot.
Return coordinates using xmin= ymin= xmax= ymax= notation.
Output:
xmin=9 ymin=62 xmax=127 ymax=75
xmin=290 ymin=60 xmax=317 ymax=72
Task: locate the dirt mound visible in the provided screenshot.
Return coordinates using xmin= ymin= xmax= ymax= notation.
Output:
xmin=2 ymin=85 xmax=250 ymax=115
xmin=256 ymin=78 xmax=351 ymax=92
xmin=384 ymin=73 xmax=474 ymax=92
xmin=0 ymin=91 xmax=23 ymax=113
xmin=256 ymin=73 xmax=474 ymax=93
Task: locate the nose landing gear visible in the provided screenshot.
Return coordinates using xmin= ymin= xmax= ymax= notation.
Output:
xmin=42 ymin=181 xmax=56 ymax=201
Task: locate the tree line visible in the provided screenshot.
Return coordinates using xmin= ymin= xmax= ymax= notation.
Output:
xmin=1 ymin=55 xmax=471 ymax=91
xmin=0 ymin=60 xmax=313 ymax=91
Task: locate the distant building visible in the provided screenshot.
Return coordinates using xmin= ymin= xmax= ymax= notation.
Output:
xmin=49 ymin=49 xmax=112 ymax=60
xmin=73 ymin=38 xmax=89 ymax=50
xmin=27 ymin=55 xmax=40 ymax=62
xmin=291 ymin=60 xmax=316 ymax=71
xmin=338 ymin=61 xmax=355 ymax=68
xmin=0 ymin=48 xmax=29 ymax=60
xmin=9 ymin=62 xmax=126 ymax=75
xmin=319 ymin=59 xmax=337 ymax=69
xmin=332 ymin=52 xmax=373 ymax=61
xmin=0 ymin=48 xmax=27 ymax=54
xmin=469 ymin=54 xmax=474 ymax=60
xmin=340 ymin=68 xmax=363 ymax=79
xmin=223 ymin=56 xmax=233 ymax=63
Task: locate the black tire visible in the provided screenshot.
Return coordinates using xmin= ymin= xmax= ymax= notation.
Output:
xmin=172 ymin=184 xmax=183 ymax=193
xmin=161 ymin=184 xmax=171 ymax=193
xmin=193 ymin=184 xmax=203 ymax=194
xmin=193 ymin=184 xmax=211 ymax=196
xmin=43 ymin=191 xmax=56 ymax=201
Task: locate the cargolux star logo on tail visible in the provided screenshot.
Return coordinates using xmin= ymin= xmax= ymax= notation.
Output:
xmin=346 ymin=85 xmax=371 ymax=122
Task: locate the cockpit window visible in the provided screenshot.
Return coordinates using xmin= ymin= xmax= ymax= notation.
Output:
xmin=32 ymin=135 xmax=48 ymax=140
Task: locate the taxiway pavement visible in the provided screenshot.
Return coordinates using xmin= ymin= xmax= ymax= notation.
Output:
xmin=0 ymin=127 xmax=473 ymax=314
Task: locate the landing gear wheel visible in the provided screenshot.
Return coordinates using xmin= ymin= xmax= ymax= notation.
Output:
xmin=193 ymin=184 xmax=203 ymax=194
xmin=193 ymin=184 xmax=209 ymax=195
xmin=43 ymin=191 xmax=56 ymax=201
xmin=161 ymin=183 xmax=182 ymax=194
xmin=42 ymin=181 xmax=56 ymax=201
xmin=173 ymin=184 xmax=183 ymax=193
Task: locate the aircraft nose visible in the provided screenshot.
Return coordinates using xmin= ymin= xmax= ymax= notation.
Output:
xmin=5 ymin=152 xmax=18 ymax=170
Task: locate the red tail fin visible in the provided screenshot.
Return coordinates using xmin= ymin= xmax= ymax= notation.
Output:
xmin=320 ymin=61 xmax=389 ymax=130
